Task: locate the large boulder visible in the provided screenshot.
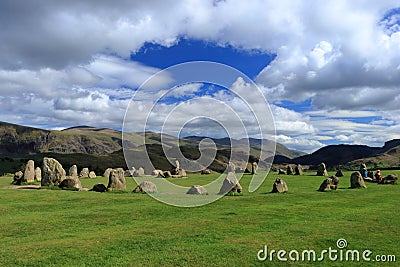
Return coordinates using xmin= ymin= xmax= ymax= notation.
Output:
xmin=380 ymin=174 xmax=398 ymax=184
xmin=91 ymin=183 xmax=108 ymax=192
xmin=316 ymin=163 xmax=328 ymax=176
xmin=103 ymin=168 xmax=113 ymax=178
xmin=79 ymin=168 xmax=90 ymax=178
xmin=318 ymin=176 xmax=340 ymax=192
xmin=68 ymin=165 xmax=78 ymax=179
xmin=59 ymin=178 xmax=82 ymax=190
xmin=23 ymin=160 xmax=35 ymax=183
xmin=187 ymin=185 xmax=208 ymax=195
xmin=13 ymin=171 xmax=24 ymax=185
xmin=294 ymin=164 xmax=303 ymax=175
xmin=34 ymin=167 xmax=42 ymax=181
xmin=286 ymin=165 xmax=294 ymax=175
xmin=335 ymin=170 xmax=344 ymax=177
xmin=350 ymin=171 xmax=367 ymax=188
xmin=133 ymin=181 xmax=157 ymax=193
xmin=89 ymin=171 xmax=96 ymax=179
xmin=107 ymin=168 xmax=126 ymax=191
xmin=218 ymin=172 xmax=242 ymax=195
xmin=41 ymin=157 xmax=66 ymax=186
xmin=271 ymin=178 xmax=288 ymax=193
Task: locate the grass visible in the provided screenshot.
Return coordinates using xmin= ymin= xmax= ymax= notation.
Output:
xmin=0 ymin=170 xmax=399 ymax=266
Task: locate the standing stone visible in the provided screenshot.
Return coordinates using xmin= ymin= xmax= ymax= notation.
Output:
xmin=68 ymin=165 xmax=78 ymax=179
xmin=34 ymin=167 xmax=42 ymax=181
xmin=316 ymin=163 xmax=328 ymax=176
xmin=318 ymin=176 xmax=339 ymax=192
xmin=286 ymin=165 xmax=294 ymax=175
xmin=278 ymin=169 xmax=286 ymax=175
xmin=335 ymin=170 xmax=344 ymax=177
xmin=13 ymin=171 xmax=24 ymax=185
xmin=178 ymin=168 xmax=187 ymax=177
xmin=79 ymin=168 xmax=90 ymax=178
xmin=133 ymin=181 xmax=157 ymax=193
xmin=163 ymin=171 xmax=172 ymax=178
xmin=251 ymin=162 xmax=258 ymax=174
xmin=350 ymin=171 xmax=367 ymax=188
xmin=227 ymin=162 xmax=236 ymax=173
xmin=271 ymin=178 xmax=288 ymax=193
xmin=381 ymin=174 xmax=398 ymax=184
xmin=103 ymin=168 xmax=113 ymax=178
xmin=186 ymin=185 xmax=208 ymax=195
xmin=134 ymin=167 xmax=145 ymax=177
xmin=218 ymin=172 xmax=242 ymax=195
xmin=137 ymin=167 xmax=145 ymax=176
xmin=294 ymin=164 xmax=303 ymax=175
xmin=41 ymin=157 xmax=66 ymax=186
xmin=175 ymin=160 xmax=180 ymax=170
xmin=151 ymin=169 xmax=165 ymax=178
xmin=59 ymin=178 xmax=82 ymax=190
xmin=107 ymin=168 xmax=126 ymax=191
xmin=23 ymin=160 xmax=35 ymax=183
xmin=89 ymin=171 xmax=96 ymax=179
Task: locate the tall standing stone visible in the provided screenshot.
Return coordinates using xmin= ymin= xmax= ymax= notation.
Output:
xmin=286 ymin=165 xmax=294 ymax=175
xmin=227 ymin=162 xmax=236 ymax=173
xmin=69 ymin=165 xmax=78 ymax=179
xmin=103 ymin=168 xmax=113 ymax=178
xmin=34 ymin=167 xmax=42 ymax=181
xmin=251 ymin=162 xmax=258 ymax=175
xmin=294 ymin=164 xmax=303 ymax=175
xmin=23 ymin=160 xmax=35 ymax=183
xmin=137 ymin=167 xmax=145 ymax=176
xmin=41 ymin=157 xmax=66 ymax=186
xmin=107 ymin=168 xmax=126 ymax=191
xmin=316 ymin=163 xmax=328 ymax=176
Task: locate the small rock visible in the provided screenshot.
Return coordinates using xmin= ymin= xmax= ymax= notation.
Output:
xmin=186 ymin=185 xmax=208 ymax=195
xmin=133 ymin=181 xmax=157 ymax=193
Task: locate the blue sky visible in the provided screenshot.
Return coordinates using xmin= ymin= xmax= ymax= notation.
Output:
xmin=0 ymin=0 xmax=400 ymax=153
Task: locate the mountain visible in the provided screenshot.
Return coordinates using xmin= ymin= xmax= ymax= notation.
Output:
xmin=279 ymin=139 xmax=400 ymax=169
xmin=0 ymin=121 xmax=305 ymax=174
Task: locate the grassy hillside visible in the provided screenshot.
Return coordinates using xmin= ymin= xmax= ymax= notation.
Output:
xmin=0 ymin=170 xmax=398 ymax=266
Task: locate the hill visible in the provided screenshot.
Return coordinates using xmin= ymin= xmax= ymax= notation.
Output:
xmin=275 ymin=139 xmax=400 ymax=169
xmin=0 ymin=121 xmax=305 ymax=174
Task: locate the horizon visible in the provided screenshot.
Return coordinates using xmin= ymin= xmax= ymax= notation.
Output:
xmin=1 ymin=1 xmax=400 ymax=153
xmin=2 ymin=120 xmax=398 ymax=154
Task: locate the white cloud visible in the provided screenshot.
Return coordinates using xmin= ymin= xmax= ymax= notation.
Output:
xmin=0 ymin=0 xmax=400 ymax=150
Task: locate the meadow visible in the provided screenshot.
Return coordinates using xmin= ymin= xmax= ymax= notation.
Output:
xmin=0 ymin=170 xmax=398 ymax=266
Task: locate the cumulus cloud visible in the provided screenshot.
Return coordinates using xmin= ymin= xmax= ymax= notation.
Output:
xmin=0 ymin=0 xmax=399 ymax=151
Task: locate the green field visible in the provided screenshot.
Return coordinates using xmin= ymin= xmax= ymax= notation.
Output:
xmin=0 ymin=171 xmax=399 ymax=266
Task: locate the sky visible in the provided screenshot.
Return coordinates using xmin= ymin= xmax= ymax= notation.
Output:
xmin=0 ymin=0 xmax=400 ymax=153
